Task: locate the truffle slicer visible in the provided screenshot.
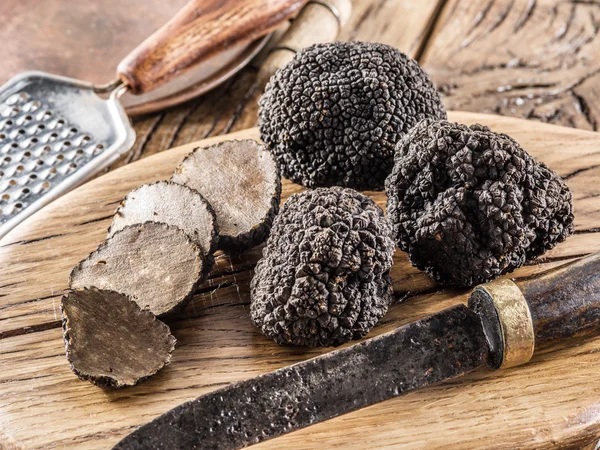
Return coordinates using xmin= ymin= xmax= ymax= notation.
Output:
xmin=0 ymin=0 xmax=308 ymax=240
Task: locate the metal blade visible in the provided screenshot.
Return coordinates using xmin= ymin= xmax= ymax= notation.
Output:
xmin=114 ymin=304 xmax=488 ymax=450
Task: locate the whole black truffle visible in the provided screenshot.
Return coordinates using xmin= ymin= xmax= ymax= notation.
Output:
xmin=258 ymin=41 xmax=446 ymax=190
xmin=385 ymin=119 xmax=574 ymax=288
xmin=250 ymin=187 xmax=394 ymax=347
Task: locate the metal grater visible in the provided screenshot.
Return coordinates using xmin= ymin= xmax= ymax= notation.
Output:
xmin=0 ymin=72 xmax=135 ymax=240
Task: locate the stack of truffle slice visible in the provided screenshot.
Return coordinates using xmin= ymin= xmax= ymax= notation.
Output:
xmin=62 ymin=139 xmax=281 ymax=387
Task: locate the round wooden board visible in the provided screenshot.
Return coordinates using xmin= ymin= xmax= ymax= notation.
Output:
xmin=1 ymin=112 xmax=600 ymax=449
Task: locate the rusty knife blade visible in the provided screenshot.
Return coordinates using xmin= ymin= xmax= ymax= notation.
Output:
xmin=113 ymin=304 xmax=488 ymax=450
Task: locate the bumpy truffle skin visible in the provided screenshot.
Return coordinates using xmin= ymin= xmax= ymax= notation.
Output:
xmin=258 ymin=41 xmax=447 ymax=190
xmin=250 ymin=187 xmax=395 ymax=347
xmin=385 ymin=119 xmax=574 ymax=287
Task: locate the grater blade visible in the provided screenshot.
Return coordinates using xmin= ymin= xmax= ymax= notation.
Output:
xmin=0 ymin=72 xmax=135 ymax=240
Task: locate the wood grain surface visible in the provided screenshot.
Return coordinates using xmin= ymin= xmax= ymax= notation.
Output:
xmin=1 ymin=112 xmax=600 ymax=449
xmin=3 ymin=0 xmax=600 ymax=448
xmin=422 ymin=0 xmax=600 ymax=131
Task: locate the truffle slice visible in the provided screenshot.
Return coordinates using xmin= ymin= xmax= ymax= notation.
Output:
xmin=385 ymin=119 xmax=574 ymax=287
xmin=259 ymin=41 xmax=447 ymax=190
xmin=108 ymin=181 xmax=219 ymax=256
xmin=70 ymin=222 xmax=204 ymax=316
xmin=171 ymin=140 xmax=281 ymax=252
xmin=250 ymin=187 xmax=395 ymax=347
xmin=61 ymin=288 xmax=176 ymax=388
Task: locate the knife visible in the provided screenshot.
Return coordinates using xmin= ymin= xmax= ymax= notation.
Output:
xmin=114 ymin=253 xmax=600 ymax=449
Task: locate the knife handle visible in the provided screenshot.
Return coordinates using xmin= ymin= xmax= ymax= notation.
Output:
xmin=118 ymin=0 xmax=308 ymax=95
xmin=469 ymin=253 xmax=600 ymax=370
xmin=517 ymin=253 xmax=600 ymax=344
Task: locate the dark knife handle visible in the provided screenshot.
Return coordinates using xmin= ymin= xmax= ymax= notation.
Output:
xmin=517 ymin=253 xmax=600 ymax=344
xmin=469 ymin=253 xmax=600 ymax=370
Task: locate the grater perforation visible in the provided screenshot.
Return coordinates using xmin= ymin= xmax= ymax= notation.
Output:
xmin=0 ymin=72 xmax=135 ymax=239
xmin=0 ymin=92 xmax=104 ymax=223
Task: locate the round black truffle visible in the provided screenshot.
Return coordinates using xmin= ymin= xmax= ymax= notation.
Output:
xmin=385 ymin=119 xmax=574 ymax=288
xmin=258 ymin=41 xmax=446 ymax=190
xmin=250 ymin=187 xmax=395 ymax=347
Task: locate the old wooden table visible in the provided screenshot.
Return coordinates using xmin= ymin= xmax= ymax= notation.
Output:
xmin=2 ymin=1 xmax=600 ymax=449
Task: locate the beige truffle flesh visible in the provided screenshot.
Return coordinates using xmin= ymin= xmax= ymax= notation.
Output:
xmin=171 ymin=139 xmax=281 ymax=252
xmin=61 ymin=288 xmax=176 ymax=388
xmin=69 ymin=222 xmax=204 ymax=317
xmin=108 ymin=181 xmax=219 ymax=257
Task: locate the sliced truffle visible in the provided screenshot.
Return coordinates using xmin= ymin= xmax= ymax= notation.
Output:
xmin=108 ymin=181 xmax=219 ymax=256
xmin=258 ymin=41 xmax=447 ymax=190
xmin=171 ymin=140 xmax=281 ymax=252
xmin=70 ymin=222 xmax=204 ymax=316
xmin=385 ymin=119 xmax=574 ymax=288
xmin=61 ymin=288 xmax=176 ymax=388
xmin=250 ymin=187 xmax=395 ymax=347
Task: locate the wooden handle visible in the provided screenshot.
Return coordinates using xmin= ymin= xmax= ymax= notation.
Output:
xmin=118 ymin=0 xmax=308 ymax=95
xmin=257 ymin=0 xmax=352 ymax=88
xmin=517 ymin=253 xmax=600 ymax=345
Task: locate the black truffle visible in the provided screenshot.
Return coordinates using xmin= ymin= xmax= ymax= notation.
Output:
xmin=61 ymin=288 xmax=176 ymax=388
xmin=70 ymin=222 xmax=205 ymax=317
xmin=258 ymin=41 xmax=446 ymax=190
xmin=385 ymin=119 xmax=574 ymax=288
xmin=250 ymin=187 xmax=395 ymax=347
xmin=171 ymin=140 xmax=281 ymax=252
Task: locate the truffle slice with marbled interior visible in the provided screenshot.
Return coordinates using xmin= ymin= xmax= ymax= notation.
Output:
xmin=70 ymin=222 xmax=204 ymax=317
xmin=171 ymin=140 xmax=281 ymax=252
xmin=61 ymin=288 xmax=176 ymax=388
xmin=109 ymin=181 xmax=219 ymax=257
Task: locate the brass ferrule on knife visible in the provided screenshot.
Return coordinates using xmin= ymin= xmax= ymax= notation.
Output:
xmin=469 ymin=279 xmax=535 ymax=370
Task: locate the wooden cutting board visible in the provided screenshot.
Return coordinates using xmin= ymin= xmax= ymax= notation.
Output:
xmin=1 ymin=111 xmax=600 ymax=450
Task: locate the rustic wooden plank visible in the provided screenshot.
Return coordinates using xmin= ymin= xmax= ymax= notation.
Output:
xmin=1 ymin=112 xmax=600 ymax=449
xmin=336 ymin=0 xmax=444 ymax=54
xmin=421 ymin=0 xmax=600 ymax=131
xmin=105 ymin=0 xmax=443 ymax=173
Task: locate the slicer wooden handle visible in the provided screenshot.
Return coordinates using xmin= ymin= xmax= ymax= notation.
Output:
xmin=117 ymin=0 xmax=308 ymax=94
xmin=469 ymin=253 xmax=600 ymax=370
xmin=257 ymin=0 xmax=352 ymax=87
